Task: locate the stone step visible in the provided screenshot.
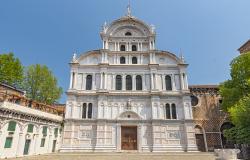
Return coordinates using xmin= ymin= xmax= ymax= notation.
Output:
xmin=9 ymin=152 xmax=216 ymax=160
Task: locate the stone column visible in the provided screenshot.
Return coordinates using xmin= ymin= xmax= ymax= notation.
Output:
xmin=16 ymin=132 xmax=24 ymax=156
xmin=47 ymin=134 xmax=52 ymax=153
xmin=152 ymin=53 xmax=156 ymax=63
xmin=100 ymin=73 xmax=103 ymax=89
xmin=142 ymin=74 xmax=146 ymax=90
xmin=82 ymin=74 xmax=86 ymax=90
xmin=115 ymin=42 xmax=117 ymax=51
xmin=104 ymin=73 xmax=107 ymax=89
xmin=122 ymin=74 xmax=126 ymax=90
xmin=116 ymin=124 xmax=121 ymax=151
xmin=73 ymin=72 xmax=78 ymax=89
xmin=33 ymin=134 xmax=39 ymax=155
xmin=153 ymin=73 xmax=156 ymax=90
xmin=180 ymin=73 xmax=184 ymax=90
xmin=141 ymin=54 xmax=143 ymax=64
xmin=154 ymin=74 xmax=158 ymax=90
xmin=171 ymin=74 xmax=176 ymax=91
xmin=112 ymin=74 xmax=116 ymax=90
xmin=92 ymin=73 xmax=96 ymax=90
xmin=150 ymin=73 xmax=154 ymax=90
xmin=137 ymin=125 xmax=142 ymax=152
xmin=105 ymin=41 xmax=108 ymax=49
xmin=116 ymin=54 xmax=119 ymax=64
xmin=161 ymin=74 xmax=165 ymax=91
xmin=140 ymin=43 xmax=143 ymax=51
xmin=101 ymin=52 xmax=105 ymax=63
xmin=132 ymin=74 xmax=136 ymax=90
xmin=184 ymin=74 xmax=189 ymax=90
xmin=69 ymin=72 xmax=73 ymax=89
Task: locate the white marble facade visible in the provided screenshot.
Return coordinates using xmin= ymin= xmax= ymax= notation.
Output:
xmin=61 ymin=12 xmax=197 ymax=152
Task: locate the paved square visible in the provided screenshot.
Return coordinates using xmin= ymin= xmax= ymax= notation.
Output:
xmin=8 ymin=152 xmax=216 ymax=160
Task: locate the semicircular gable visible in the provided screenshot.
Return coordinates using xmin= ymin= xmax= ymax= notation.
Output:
xmin=112 ymin=26 xmax=145 ymax=37
xmin=157 ymin=51 xmax=182 ymax=65
xmin=106 ymin=17 xmax=152 ymax=37
xmin=76 ymin=50 xmax=101 ymax=65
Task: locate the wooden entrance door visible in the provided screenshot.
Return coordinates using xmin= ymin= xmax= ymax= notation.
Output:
xmin=195 ymin=134 xmax=206 ymax=152
xmin=121 ymin=126 xmax=137 ymax=150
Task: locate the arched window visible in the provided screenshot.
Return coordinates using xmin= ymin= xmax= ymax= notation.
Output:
xmin=125 ymin=32 xmax=132 ymax=36
xmin=165 ymin=104 xmax=171 ymax=119
xmin=120 ymin=56 xmax=126 ymax=64
xmin=136 ymin=75 xmax=142 ymax=90
xmin=132 ymin=57 xmax=137 ymax=64
xmin=86 ymin=75 xmax=92 ymax=90
xmin=120 ymin=45 xmax=126 ymax=51
xmin=88 ymin=103 xmax=92 ymax=118
xmin=116 ymin=75 xmax=122 ymax=90
xmin=126 ymin=75 xmax=132 ymax=90
xmin=165 ymin=75 xmax=172 ymax=90
xmin=171 ymin=104 xmax=177 ymax=119
xmin=132 ymin=45 xmax=137 ymax=51
xmin=82 ymin=103 xmax=87 ymax=119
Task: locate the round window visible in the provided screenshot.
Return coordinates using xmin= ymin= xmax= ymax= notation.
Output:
xmin=191 ymin=95 xmax=199 ymax=106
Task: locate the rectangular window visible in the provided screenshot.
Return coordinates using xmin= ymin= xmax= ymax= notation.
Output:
xmin=27 ymin=124 xmax=34 ymax=133
xmin=54 ymin=128 xmax=58 ymax=137
xmin=40 ymin=138 xmax=46 ymax=147
xmin=8 ymin=121 xmax=16 ymax=132
xmin=42 ymin=126 xmax=47 ymax=136
xmin=4 ymin=137 xmax=13 ymax=148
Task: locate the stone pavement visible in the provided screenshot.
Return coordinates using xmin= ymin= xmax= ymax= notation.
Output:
xmin=8 ymin=152 xmax=216 ymax=160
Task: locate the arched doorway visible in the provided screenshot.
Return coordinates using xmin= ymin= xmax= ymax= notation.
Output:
xmin=220 ymin=122 xmax=235 ymax=148
xmin=195 ymin=125 xmax=206 ymax=152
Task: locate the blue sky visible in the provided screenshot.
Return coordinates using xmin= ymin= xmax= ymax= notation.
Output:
xmin=0 ymin=0 xmax=250 ymax=103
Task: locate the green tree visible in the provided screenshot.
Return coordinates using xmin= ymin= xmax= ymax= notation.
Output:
xmin=23 ymin=64 xmax=63 ymax=104
xmin=0 ymin=53 xmax=23 ymax=86
xmin=224 ymin=96 xmax=250 ymax=144
xmin=219 ymin=52 xmax=250 ymax=143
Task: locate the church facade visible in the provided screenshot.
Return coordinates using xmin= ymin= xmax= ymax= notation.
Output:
xmin=61 ymin=11 xmax=197 ymax=152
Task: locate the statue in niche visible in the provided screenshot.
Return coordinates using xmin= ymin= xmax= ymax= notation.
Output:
xmin=126 ymin=99 xmax=132 ymax=110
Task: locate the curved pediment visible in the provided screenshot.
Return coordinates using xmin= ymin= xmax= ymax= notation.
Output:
xmin=75 ymin=50 xmax=101 ymax=65
xmin=102 ymin=16 xmax=154 ymax=38
xmin=156 ymin=51 xmax=183 ymax=65
xmin=117 ymin=111 xmax=142 ymax=120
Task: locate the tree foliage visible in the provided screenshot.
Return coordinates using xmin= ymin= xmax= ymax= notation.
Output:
xmin=0 ymin=53 xmax=23 ymax=86
xmin=23 ymin=64 xmax=63 ymax=104
xmin=219 ymin=52 xmax=250 ymax=144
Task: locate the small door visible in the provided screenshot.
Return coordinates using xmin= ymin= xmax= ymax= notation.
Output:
xmin=121 ymin=126 xmax=137 ymax=150
xmin=195 ymin=134 xmax=206 ymax=152
xmin=52 ymin=140 xmax=56 ymax=152
xmin=23 ymin=139 xmax=31 ymax=155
